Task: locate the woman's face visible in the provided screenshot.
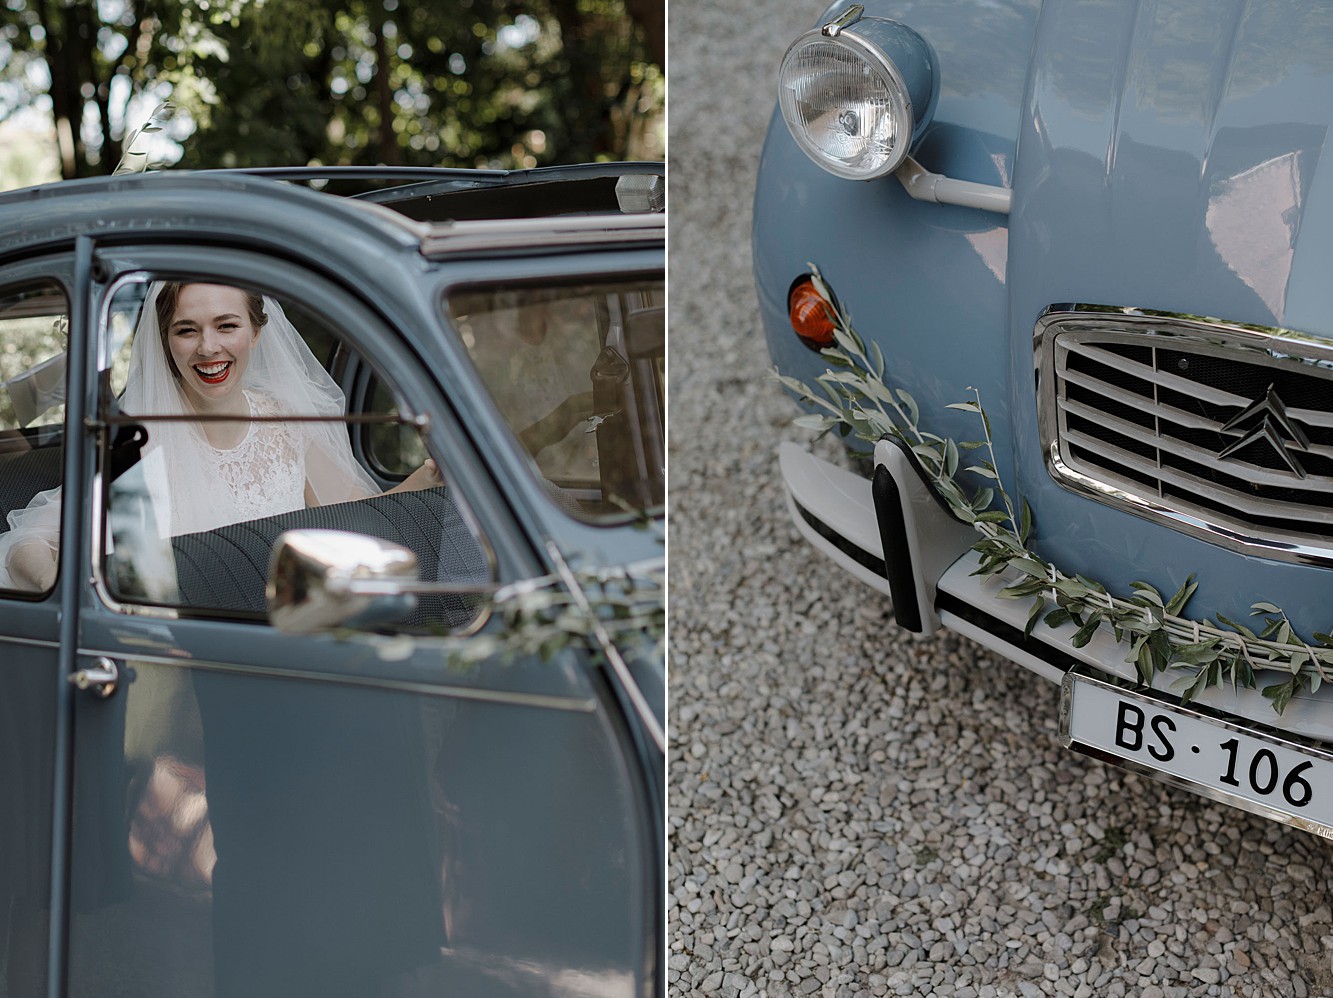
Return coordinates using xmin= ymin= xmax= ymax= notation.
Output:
xmin=166 ymin=284 xmax=260 ymax=411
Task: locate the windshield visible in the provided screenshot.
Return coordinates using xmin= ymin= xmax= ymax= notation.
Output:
xmin=448 ymin=279 xmax=664 ymax=522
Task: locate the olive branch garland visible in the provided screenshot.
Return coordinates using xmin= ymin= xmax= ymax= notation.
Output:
xmin=447 ymin=554 xmax=665 ymax=667
xmin=365 ymin=549 xmax=665 ymax=752
xmin=775 ymin=264 xmax=1333 ymax=714
xmin=367 ymin=543 xmax=665 ymax=671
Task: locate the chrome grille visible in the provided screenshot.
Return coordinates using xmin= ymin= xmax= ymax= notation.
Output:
xmin=1035 ymin=306 xmax=1333 ymax=565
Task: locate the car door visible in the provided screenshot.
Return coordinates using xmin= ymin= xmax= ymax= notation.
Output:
xmin=59 ymin=245 xmax=657 ymax=998
xmin=0 ymin=253 xmax=79 ymax=998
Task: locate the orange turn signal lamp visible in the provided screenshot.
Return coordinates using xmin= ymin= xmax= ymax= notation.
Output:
xmin=788 ymin=276 xmax=836 ymax=350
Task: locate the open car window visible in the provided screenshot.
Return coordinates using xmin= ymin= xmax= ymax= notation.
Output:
xmin=97 ymin=275 xmax=492 ymax=629
xmin=446 ymin=279 xmax=665 ymax=522
xmin=0 ymin=281 xmax=70 ymax=595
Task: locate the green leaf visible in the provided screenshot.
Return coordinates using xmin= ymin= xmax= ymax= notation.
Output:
xmin=945 ymin=439 xmax=960 ymax=479
xmin=998 ymin=580 xmax=1048 ymax=601
xmin=1172 ymin=641 xmax=1223 ymax=667
xmin=1134 ymin=640 xmax=1156 ymax=686
xmin=1071 ymin=614 xmax=1103 ymax=649
xmin=1020 ymin=499 xmax=1033 ymax=545
xmin=1129 ymin=581 xmax=1163 ymax=606
xmin=1044 ymin=607 xmax=1074 ymax=630
xmin=964 ymin=464 xmax=999 ymax=480
xmin=817 ymin=378 xmax=846 ymax=409
xmin=1148 ymin=628 xmax=1173 ymax=672
xmin=793 ymin=414 xmax=839 ymax=431
xmin=820 ymin=371 xmax=869 ymax=386
xmin=1262 ymin=678 xmax=1298 ymax=715
xmin=1216 ymin=614 xmax=1257 ymax=640
xmin=1010 ymin=558 xmax=1052 ymax=579
xmin=1177 ymin=667 xmax=1210 ymax=707
xmin=1165 ymin=576 xmax=1198 ymax=616
xmin=858 ymin=377 xmax=893 ymax=405
xmin=970 ymin=487 xmax=995 ymax=513
xmin=1250 ymin=601 xmax=1282 ymax=614
xmin=946 ymin=401 xmax=982 ymax=413
xmin=1052 ymin=580 xmax=1092 ymax=599
xmin=808 ymin=263 xmax=831 ymax=301
xmin=1024 ymin=597 xmax=1045 ymax=639
xmin=911 ymin=443 xmax=944 ymax=472
xmin=896 ymin=389 xmax=919 ymax=425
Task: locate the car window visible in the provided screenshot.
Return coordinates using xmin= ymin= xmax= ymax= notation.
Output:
xmin=364 ymin=375 xmax=432 ymax=479
xmin=0 ymin=281 xmax=70 ymax=595
xmin=98 ymin=275 xmax=491 ymax=629
xmin=447 ymin=279 xmax=665 ymax=521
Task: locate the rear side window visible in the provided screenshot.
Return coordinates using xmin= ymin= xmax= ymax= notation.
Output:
xmin=447 ymin=279 xmax=664 ymax=522
xmin=0 ymin=281 xmax=69 ymax=594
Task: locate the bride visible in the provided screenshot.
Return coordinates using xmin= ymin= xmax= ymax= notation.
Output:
xmin=0 ymin=281 xmax=441 ymax=592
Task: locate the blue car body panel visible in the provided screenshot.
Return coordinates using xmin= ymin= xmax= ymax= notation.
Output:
xmin=0 ymin=169 xmax=663 ymax=997
xmin=755 ymin=0 xmax=1333 ymax=629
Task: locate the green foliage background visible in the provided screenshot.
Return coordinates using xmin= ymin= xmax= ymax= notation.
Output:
xmin=0 ymin=0 xmax=663 ymax=179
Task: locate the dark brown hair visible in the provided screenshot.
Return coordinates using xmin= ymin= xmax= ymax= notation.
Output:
xmin=155 ymin=282 xmax=267 ymax=379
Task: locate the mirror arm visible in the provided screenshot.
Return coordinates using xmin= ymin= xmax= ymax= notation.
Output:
xmin=336 ymin=572 xmax=563 ymax=600
xmin=337 ymin=578 xmax=505 ymax=597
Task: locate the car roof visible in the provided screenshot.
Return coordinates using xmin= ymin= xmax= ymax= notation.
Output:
xmin=0 ymin=166 xmax=665 ymax=262
xmin=225 ymin=162 xmax=664 ymax=222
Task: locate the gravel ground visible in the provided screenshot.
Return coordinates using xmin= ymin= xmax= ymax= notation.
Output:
xmin=665 ymin=2 xmax=1333 ymax=996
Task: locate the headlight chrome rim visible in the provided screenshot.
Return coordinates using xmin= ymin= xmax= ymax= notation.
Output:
xmin=778 ymin=27 xmax=916 ymax=181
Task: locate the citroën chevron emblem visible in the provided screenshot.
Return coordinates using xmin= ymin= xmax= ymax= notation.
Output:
xmin=1217 ymin=384 xmax=1312 ymax=479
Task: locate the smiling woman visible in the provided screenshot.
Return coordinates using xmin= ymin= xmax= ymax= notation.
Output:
xmin=0 ymin=278 xmax=441 ymax=592
xmin=157 ymin=283 xmax=265 ymax=421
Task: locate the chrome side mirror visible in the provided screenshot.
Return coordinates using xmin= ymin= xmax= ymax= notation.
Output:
xmin=267 ymin=529 xmax=419 ymax=634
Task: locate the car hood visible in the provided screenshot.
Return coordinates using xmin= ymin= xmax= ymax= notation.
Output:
xmin=1009 ymin=0 xmax=1333 ymax=333
xmin=1003 ymin=0 xmax=1333 ymax=622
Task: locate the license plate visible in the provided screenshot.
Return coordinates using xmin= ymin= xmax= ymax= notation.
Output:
xmin=1060 ymin=670 xmax=1333 ymax=840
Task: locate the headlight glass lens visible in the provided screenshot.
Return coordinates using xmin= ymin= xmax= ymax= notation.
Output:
xmin=779 ymin=36 xmax=911 ymax=180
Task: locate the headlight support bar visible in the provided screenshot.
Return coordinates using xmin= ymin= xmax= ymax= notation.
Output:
xmin=895 ymin=155 xmax=1012 ymax=215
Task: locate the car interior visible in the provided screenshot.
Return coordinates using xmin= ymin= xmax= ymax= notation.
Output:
xmin=0 ymin=281 xmax=489 ymax=630
xmin=0 ymin=270 xmax=664 ymax=627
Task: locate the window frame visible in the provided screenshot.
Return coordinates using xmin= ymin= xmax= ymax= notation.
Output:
xmin=439 ymin=270 xmax=666 ymax=526
xmin=0 ymin=266 xmax=75 ymax=601
xmin=88 ymin=255 xmax=498 ymax=629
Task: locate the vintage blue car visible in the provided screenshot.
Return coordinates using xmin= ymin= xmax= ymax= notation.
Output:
xmin=0 ymin=164 xmax=663 ymax=996
xmin=756 ymin=0 xmax=1333 ymax=839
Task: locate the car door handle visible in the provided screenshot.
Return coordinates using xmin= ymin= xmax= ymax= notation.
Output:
xmin=67 ymin=657 xmax=120 ymax=699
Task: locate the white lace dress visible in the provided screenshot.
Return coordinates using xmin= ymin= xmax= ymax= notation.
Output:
xmin=0 ymin=390 xmax=374 ymax=590
xmin=138 ymin=388 xmax=374 ymax=540
xmin=205 ymin=390 xmax=309 ymax=526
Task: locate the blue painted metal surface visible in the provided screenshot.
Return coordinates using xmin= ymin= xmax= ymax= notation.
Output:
xmin=756 ymin=0 xmax=1333 ymax=631
xmin=0 ymin=170 xmax=663 ymax=998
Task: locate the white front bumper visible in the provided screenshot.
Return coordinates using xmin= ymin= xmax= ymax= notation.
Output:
xmin=778 ymin=440 xmax=1333 ymax=745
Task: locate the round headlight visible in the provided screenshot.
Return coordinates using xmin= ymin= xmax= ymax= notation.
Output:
xmin=778 ymin=19 xmax=937 ymax=181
